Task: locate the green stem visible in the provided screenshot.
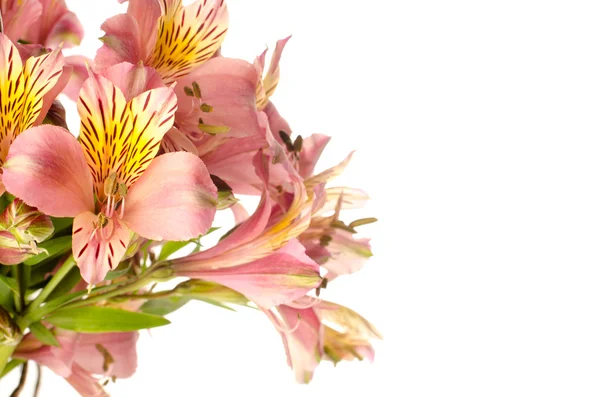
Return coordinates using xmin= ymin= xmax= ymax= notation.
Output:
xmin=11 ymin=266 xmax=22 ymax=312
xmin=29 ymin=255 xmax=76 ymax=311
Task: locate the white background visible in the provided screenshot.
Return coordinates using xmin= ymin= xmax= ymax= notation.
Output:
xmin=5 ymin=0 xmax=600 ymax=396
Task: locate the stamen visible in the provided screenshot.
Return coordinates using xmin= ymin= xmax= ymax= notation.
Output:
xmin=271 ymin=311 xmax=302 ymax=334
xmin=200 ymin=103 xmax=213 ymax=113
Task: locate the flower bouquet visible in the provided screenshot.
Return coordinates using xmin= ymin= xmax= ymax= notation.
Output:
xmin=0 ymin=0 xmax=379 ymax=395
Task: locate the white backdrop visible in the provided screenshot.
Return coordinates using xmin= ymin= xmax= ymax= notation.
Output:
xmin=6 ymin=0 xmax=600 ymax=396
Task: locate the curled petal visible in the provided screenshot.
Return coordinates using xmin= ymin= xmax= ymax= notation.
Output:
xmin=124 ymin=152 xmax=217 ymax=241
xmin=65 ymin=364 xmax=109 ymax=397
xmin=3 ymin=126 xmax=94 ymax=217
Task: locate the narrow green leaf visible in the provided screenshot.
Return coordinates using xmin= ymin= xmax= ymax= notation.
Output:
xmin=24 ymin=236 xmax=72 ymax=266
xmin=158 ymin=241 xmax=191 ymax=261
xmin=141 ymin=296 xmax=191 ymax=316
xmin=29 ymin=322 xmax=60 ymax=346
xmin=45 ymin=307 xmax=170 ymax=333
xmin=104 ymin=261 xmax=131 ymax=281
xmin=0 ymin=359 xmax=24 ymax=379
xmin=0 ymin=275 xmax=19 ymax=296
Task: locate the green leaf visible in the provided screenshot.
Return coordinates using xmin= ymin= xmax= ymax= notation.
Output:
xmin=158 ymin=241 xmax=191 ymax=261
xmin=50 ymin=217 xmax=73 ymax=235
xmin=24 ymin=236 xmax=72 ymax=266
xmin=0 ymin=275 xmax=19 ymax=297
xmin=141 ymin=296 xmax=191 ymax=316
xmin=104 ymin=261 xmax=131 ymax=281
xmin=0 ymin=276 xmax=14 ymax=313
xmin=29 ymin=322 xmax=60 ymax=346
xmin=45 ymin=307 xmax=170 ymax=333
xmin=0 ymin=359 xmax=24 ymax=379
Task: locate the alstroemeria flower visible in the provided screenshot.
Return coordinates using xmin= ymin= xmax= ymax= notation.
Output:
xmin=266 ymin=298 xmax=381 ymax=384
xmin=0 ymin=198 xmax=54 ymax=265
xmin=96 ymin=0 xmax=228 ymax=84
xmin=171 ymin=150 xmax=320 ymax=308
xmin=0 ymin=33 xmax=65 ymax=192
xmin=27 ymin=0 xmax=84 ymax=48
xmin=266 ymin=299 xmax=323 ymax=384
xmin=15 ymin=329 xmax=138 ymax=396
xmin=3 ymin=70 xmax=217 ymax=284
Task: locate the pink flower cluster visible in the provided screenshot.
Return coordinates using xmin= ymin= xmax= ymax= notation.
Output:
xmin=0 ymin=1 xmax=379 ymax=395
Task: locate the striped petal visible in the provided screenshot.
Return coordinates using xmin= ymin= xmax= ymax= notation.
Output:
xmin=0 ymin=33 xmax=64 ymax=165
xmin=77 ymin=72 xmax=177 ymax=200
xmin=150 ymin=0 xmax=228 ymax=83
xmin=72 ymin=211 xmax=131 ymax=285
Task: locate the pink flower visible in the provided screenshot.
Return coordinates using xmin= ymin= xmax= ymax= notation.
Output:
xmin=96 ymin=0 xmax=228 ymax=83
xmin=15 ymin=329 xmax=138 ymax=396
xmin=0 ymin=0 xmax=83 ymax=48
xmin=3 ymin=68 xmax=217 ymax=284
xmin=266 ymin=298 xmax=382 ymax=383
xmin=171 ymin=150 xmax=321 ymax=309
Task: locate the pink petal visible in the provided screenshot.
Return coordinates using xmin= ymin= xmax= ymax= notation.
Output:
xmin=95 ymin=14 xmax=142 ymax=70
xmin=126 ymin=0 xmax=161 ymax=60
xmin=72 ymin=212 xmax=131 ymax=285
xmin=175 ymin=57 xmax=261 ymax=138
xmin=62 ymin=55 xmax=90 ymax=101
xmin=299 ymin=134 xmax=331 ymax=178
xmin=66 ymin=364 xmax=109 ymax=397
xmin=179 ymin=248 xmax=321 ymax=309
xmin=3 ymin=126 xmax=94 ymax=217
xmin=201 ymin=135 xmax=268 ymax=195
xmin=35 ymin=64 xmax=72 ymax=126
xmin=161 ymin=127 xmax=199 ymax=155
xmin=123 ymin=152 xmax=217 ymax=241
xmin=74 ymin=332 xmax=139 ymax=379
xmin=0 ymin=0 xmax=43 ymax=43
xmin=15 ymin=331 xmax=79 ymax=378
xmin=100 ymin=61 xmax=164 ymax=101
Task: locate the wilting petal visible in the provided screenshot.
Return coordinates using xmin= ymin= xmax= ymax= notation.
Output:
xmin=319 ymin=187 xmax=370 ymax=214
xmin=72 ymin=211 xmax=131 ymax=284
xmin=320 ymin=229 xmax=373 ymax=280
xmin=95 ymin=14 xmax=142 ymax=70
xmin=74 ymin=332 xmax=139 ymax=379
xmin=304 ymin=152 xmax=354 ymax=191
xmin=123 ymin=152 xmax=217 ymax=241
xmin=3 ymin=126 xmax=94 ymax=217
xmin=322 ymin=326 xmax=375 ymax=365
xmin=315 ymin=301 xmax=382 ymax=340
xmin=78 ymin=72 xmax=177 ymax=199
xmin=175 ymin=57 xmax=260 ymax=138
xmin=176 ymin=241 xmax=322 ymax=309
xmin=15 ymin=330 xmax=79 ymax=378
xmin=100 ymin=62 xmax=163 ymax=101
xmin=298 ymin=134 xmax=331 ymax=179
xmin=66 ymin=364 xmax=109 ymax=397
xmin=149 ymin=0 xmax=228 ymax=83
